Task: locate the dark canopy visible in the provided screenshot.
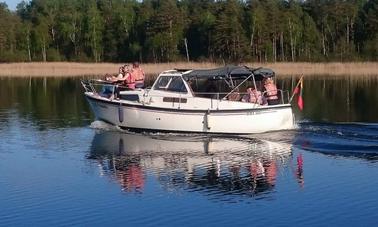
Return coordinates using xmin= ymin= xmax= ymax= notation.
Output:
xmin=182 ymin=65 xmax=275 ymax=81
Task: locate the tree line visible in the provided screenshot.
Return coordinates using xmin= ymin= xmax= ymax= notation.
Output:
xmin=0 ymin=0 xmax=376 ymax=63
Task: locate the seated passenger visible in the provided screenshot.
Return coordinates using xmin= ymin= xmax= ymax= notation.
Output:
xmin=123 ymin=66 xmax=136 ymax=90
xmin=105 ymin=66 xmax=125 ymax=83
xmin=104 ymin=73 xmax=113 ymax=81
xmin=107 ymin=65 xmax=135 ymax=90
xmin=116 ymin=66 xmax=125 ymax=80
xmin=228 ymin=88 xmax=241 ymax=101
xmin=263 ymin=78 xmax=279 ymax=105
xmin=242 ymin=87 xmax=265 ymax=105
xmin=132 ymin=62 xmax=145 ymax=88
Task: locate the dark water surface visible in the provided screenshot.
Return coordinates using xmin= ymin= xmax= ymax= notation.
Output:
xmin=1 ymin=76 xmax=378 ymax=226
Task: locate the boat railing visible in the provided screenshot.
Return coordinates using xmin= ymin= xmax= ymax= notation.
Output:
xmin=81 ymin=79 xmax=134 ymax=99
xmin=141 ymin=89 xmax=291 ymax=110
xmin=193 ymin=89 xmax=291 ymax=104
xmin=81 ymin=80 xmax=98 ymax=93
xmin=82 ymin=79 xmax=292 ymax=108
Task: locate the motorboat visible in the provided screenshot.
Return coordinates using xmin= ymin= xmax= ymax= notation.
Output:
xmin=82 ymin=66 xmax=295 ymax=134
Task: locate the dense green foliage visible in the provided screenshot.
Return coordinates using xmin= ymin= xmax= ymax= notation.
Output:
xmin=0 ymin=0 xmax=376 ymax=63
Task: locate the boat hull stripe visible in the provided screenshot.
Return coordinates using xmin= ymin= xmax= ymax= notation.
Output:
xmin=86 ymin=94 xmax=292 ymax=114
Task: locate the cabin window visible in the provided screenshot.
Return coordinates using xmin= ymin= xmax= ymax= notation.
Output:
xmin=163 ymin=97 xmax=187 ymax=103
xmin=154 ymin=76 xmax=188 ymax=93
xmin=167 ymin=77 xmax=187 ymax=93
xmin=119 ymin=94 xmax=139 ymax=102
xmin=154 ymin=76 xmax=171 ymax=89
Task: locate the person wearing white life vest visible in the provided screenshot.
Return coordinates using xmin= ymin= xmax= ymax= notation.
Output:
xmin=132 ymin=62 xmax=145 ymax=88
xmin=105 ymin=66 xmax=125 ymax=83
xmin=263 ymin=78 xmax=279 ymax=105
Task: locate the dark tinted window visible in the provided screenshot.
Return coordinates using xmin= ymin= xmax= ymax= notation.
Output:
xmin=167 ymin=77 xmax=187 ymax=93
xmin=119 ymin=94 xmax=139 ymax=102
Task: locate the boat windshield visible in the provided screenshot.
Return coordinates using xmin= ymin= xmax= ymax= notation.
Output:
xmin=153 ymin=76 xmax=188 ymax=93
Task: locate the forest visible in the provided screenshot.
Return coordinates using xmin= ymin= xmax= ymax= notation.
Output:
xmin=0 ymin=0 xmax=377 ymax=63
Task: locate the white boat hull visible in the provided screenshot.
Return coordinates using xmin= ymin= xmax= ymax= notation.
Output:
xmin=86 ymin=94 xmax=295 ymax=134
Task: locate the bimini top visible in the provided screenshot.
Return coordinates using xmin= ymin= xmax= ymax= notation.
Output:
xmin=182 ymin=65 xmax=275 ymax=81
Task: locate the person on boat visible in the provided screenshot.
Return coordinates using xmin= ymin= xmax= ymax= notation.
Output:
xmin=105 ymin=66 xmax=125 ymax=83
xmin=122 ymin=65 xmax=136 ymax=89
xmin=132 ymin=62 xmax=145 ymax=88
xmin=263 ymin=78 xmax=279 ymax=105
xmin=228 ymin=88 xmax=241 ymax=101
xmin=242 ymin=86 xmax=265 ymax=105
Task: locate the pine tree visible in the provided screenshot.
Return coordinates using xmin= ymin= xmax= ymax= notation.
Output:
xmin=146 ymin=0 xmax=184 ymax=62
xmin=183 ymin=0 xmax=216 ymax=60
xmin=357 ymin=0 xmax=378 ymax=60
xmin=84 ymin=0 xmax=104 ymax=62
xmin=212 ymin=0 xmax=249 ymax=63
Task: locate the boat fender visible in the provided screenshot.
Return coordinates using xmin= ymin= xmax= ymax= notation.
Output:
xmin=205 ymin=109 xmax=211 ymax=129
xmin=118 ymin=103 xmax=124 ymax=123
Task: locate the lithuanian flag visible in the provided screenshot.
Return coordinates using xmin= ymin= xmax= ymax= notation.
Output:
xmin=291 ymin=76 xmax=304 ymax=111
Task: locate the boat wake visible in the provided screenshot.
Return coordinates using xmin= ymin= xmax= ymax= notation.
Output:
xmin=90 ymin=120 xmax=119 ymax=131
xmin=294 ymin=121 xmax=378 ymax=160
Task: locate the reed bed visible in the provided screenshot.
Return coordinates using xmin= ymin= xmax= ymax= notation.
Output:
xmin=254 ymin=62 xmax=378 ymax=77
xmin=0 ymin=62 xmax=377 ymax=77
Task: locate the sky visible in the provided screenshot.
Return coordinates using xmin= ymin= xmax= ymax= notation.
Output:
xmin=3 ymin=0 xmax=24 ymax=11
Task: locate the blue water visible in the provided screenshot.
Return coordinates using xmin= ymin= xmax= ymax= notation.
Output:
xmin=1 ymin=77 xmax=378 ymax=226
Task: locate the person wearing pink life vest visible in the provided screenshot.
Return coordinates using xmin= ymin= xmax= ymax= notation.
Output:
xmin=242 ymin=86 xmax=266 ymax=105
xmin=132 ymin=62 xmax=145 ymax=88
xmin=263 ymin=77 xmax=279 ymax=105
xmin=122 ymin=64 xmax=136 ymax=89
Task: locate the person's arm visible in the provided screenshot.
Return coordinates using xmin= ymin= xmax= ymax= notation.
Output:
xmin=118 ymin=73 xmax=130 ymax=82
xmin=116 ymin=73 xmax=124 ymax=80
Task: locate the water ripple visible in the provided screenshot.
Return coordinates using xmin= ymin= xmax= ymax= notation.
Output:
xmin=294 ymin=122 xmax=378 ymax=160
xmin=86 ymin=129 xmax=295 ymax=205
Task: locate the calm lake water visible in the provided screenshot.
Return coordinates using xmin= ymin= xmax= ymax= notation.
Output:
xmin=1 ymin=76 xmax=378 ymax=226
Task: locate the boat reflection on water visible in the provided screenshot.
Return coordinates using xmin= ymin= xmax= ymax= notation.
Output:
xmin=88 ymin=129 xmax=304 ymax=199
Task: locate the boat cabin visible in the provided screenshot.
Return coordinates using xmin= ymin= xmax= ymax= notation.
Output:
xmin=149 ymin=65 xmax=280 ymax=101
xmin=82 ymin=65 xmax=289 ymax=107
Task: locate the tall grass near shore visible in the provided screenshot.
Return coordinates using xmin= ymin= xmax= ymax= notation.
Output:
xmin=257 ymin=62 xmax=378 ymax=76
xmin=0 ymin=62 xmax=377 ymax=77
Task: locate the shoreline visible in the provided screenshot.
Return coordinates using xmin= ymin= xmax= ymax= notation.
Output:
xmin=0 ymin=62 xmax=377 ymax=77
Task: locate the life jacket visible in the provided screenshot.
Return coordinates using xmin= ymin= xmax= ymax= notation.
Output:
xmin=249 ymin=90 xmax=263 ymax=104
xmin=264 ymin=83 xmax=278 ymax=100
xmin=133 ymin=68 xmax=145 ymax=82
xmin=124 ymin=72 xmax=136 ymax=89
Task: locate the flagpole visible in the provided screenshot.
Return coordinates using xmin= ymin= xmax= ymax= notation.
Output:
xmin=289 ymin=75 xmax=303 ymax=103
